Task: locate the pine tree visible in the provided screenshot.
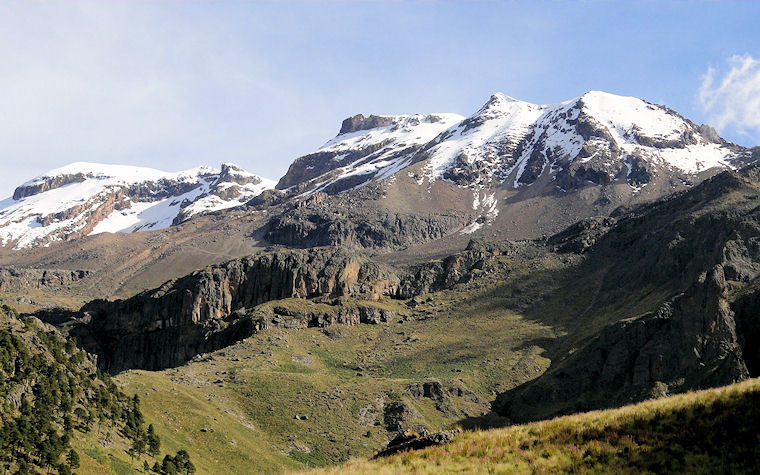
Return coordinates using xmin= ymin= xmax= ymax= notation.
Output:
xmin=147 ymin=424 xmax=161 ymax=456
xmin=66 ymin=449 xmax=79 ymax=469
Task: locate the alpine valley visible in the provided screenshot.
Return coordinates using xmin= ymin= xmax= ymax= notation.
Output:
xmin=2 ymin=91 xmax=760 ymax=474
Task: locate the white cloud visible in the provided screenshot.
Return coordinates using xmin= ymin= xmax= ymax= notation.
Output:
xmin=698 ymin=55 xmax=760 ymax=140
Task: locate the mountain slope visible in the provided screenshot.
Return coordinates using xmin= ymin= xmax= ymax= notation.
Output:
xmin=0 ymin=162 xmax=274 ymax=249
xmin=0 ymin=305 xmax=194 ymax=474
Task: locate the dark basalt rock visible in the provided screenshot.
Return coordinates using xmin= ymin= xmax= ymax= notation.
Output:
xmin=13 ymin=173 xmax=88 ymax=200
xmin=548 ymin=217 xmax=617 ymax=253
xmin=246 ymin=189 xmax=286 ymax=208
xmin=382 ymin=401 xmax=422 ymax=433
xmin=276 ymin=143 xmax=388 ymax=190
xmin=406 ymin=381 xmax=446 ymax=401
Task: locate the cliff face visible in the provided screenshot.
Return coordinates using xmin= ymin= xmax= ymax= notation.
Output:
xmin=82 ymin=247 xmax=400 ymax=331
xmin=68 ymin=247 xmax=400 ymax=372
xmin=40 ymin=241 xmax=506 ymax=373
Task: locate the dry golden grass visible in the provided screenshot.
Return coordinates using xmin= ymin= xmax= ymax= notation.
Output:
xmin=308 ymin=378 xmax=760 ymax=474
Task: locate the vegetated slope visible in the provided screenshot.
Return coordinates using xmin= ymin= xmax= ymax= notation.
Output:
xmin=310 ymin=378 xmax=760 ymax=474
xmin=0 ymin=162 xmax=274 ymax=249
xmin=0 ymin=305 xmax=194 ymax=474
xmin=112 ymin=252 xmax=564 ymax=472
xmin=16 ymin=239 xmax=565 ymax=471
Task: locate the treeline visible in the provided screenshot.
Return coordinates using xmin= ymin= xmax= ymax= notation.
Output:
xmin=0 ymin=306 xmax=192 ymax=474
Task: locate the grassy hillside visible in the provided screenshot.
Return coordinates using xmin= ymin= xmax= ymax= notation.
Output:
xmin=93 ymin=240 xmax=684 ymax=473
xmin=312 ymin=378 xmax=760 ymax=474
xmin=113 ymin=247 xmax=570 ymax=473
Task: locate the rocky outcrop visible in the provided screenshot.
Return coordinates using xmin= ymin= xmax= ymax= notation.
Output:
xmin=266 ymin=206 xmax=467 ymax=250
xmin=375 ymin=429 xmax=459 ymax=458
xmin=249 ymin=302 xmax=396 ymax=329
xmin=0 ymin=268 xmax=92 ymax=292
xmin=397 ymin=239 xmax=513 ymax=298
xmin=12 ymin=173 xmax=88 ymax=200
xmin=339 ymin=114 xmax=396 ymax=135
xmin=62 ymin=247 xmax=401 ymax=372
xmin=382 ymin=401 xmax=423 ymax=434
xmin=33 ymin=239 xmax=509 ymax=372
xmin=548 ymin=217 xmax=617 ymax=253
xmin=494 ymin=265 xmax=749 ymax=422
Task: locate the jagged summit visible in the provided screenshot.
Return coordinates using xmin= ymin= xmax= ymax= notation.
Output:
xmin=0 ymin=162 xmax=274 ymax=249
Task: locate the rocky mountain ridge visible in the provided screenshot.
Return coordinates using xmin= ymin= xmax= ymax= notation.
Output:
xmin=493 ymin=164 xmax=760 ymax=421
xmin=0 ymin=162 xmax=275 ymax=249
xmin=279 ymin=91 xmax=750 ymax=197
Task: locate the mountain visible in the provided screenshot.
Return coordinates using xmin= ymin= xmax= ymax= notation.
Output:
xmin=0 ymin=162 xmax=274 ymax=249
xmin=20 ymin=163 xmax=760 ymax=472
xmin=2 ymin=88 xmax=759 ymax=474
xmin=0 ymin=91 xmax=755 ymax=258
xmin=268 ymin=91 xmax=754 ymax=254
xmin=279 ymin=90 xmax=750 ymax=199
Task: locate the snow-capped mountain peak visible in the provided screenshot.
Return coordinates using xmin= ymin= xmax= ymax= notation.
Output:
xmin=276 ymin=90 xmax=750 ymax=226
xmin=0 ymin=162 xmax=274 ymax=249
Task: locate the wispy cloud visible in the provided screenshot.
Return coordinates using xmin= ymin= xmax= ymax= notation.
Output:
xmin=698 ymin=55 xmax=760 ymax=141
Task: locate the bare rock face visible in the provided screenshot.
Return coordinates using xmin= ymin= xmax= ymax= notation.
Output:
xmin=249 ymin=302 xmax=396 ymax=329
xmin=339 ymin=114 xmax=396 ymax=135
xmin=12 ymin=173 xmax=88 ymax=200
xmin=494 ymin=265 xmax=748 ymax=422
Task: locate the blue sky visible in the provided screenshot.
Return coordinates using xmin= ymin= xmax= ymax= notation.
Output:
xmin=1 ymin=1 xmax=759 ymax=196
